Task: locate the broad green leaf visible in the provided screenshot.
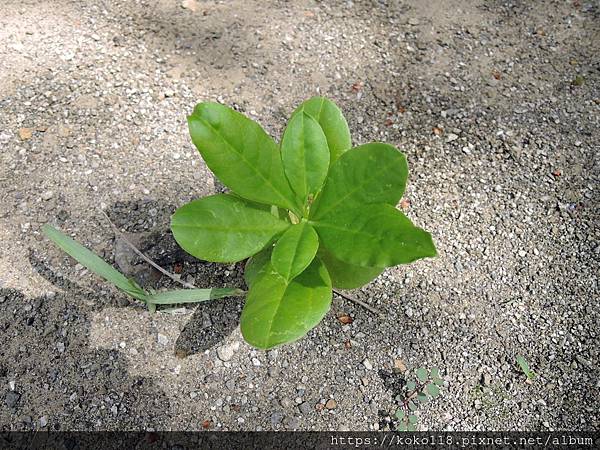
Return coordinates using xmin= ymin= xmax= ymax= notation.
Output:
xmin=434 ymin=377 xmax=444 ymax=386
xmin=407 ymin=423 xmax=416 ymax=432
xmin=147 ymin=287 xmax=245 ymax=305
xmin=431 ymin=367 xmax=440 ymax=378
xmin=310 ymin=143 xmax=408 ymax=220
xmin=313 ymin=204 xmax=437 ymax=268
xmin=416 ymin=368 xmax=428 ymax=382
xmin=395 ymin=409 xmax=405 ymax=420
xmin=42 ymin=224 xmax=147 ymax=301
xmin=271 ymin=222 xmax=319 ymax=281
xmin=408 ymin=414 xmax=418 ymax=424
xmin=292 ymin=97 xmax=351 ymax=166
xmin=281 ymin=111 xmax=329 ymax=205
xmin=426 ymin=383 xmax=440 ymax=398
xmin=406 ymin=380 xmax=416 ymax=391
xmin=417 ymin=392 xmax=428 ymax=403
xmin=397 ymin=423 xmax=407 ymax=432
xmin=317 ymin=248 xmax=383 ymax=289
xmin=171 ymin=194 xmax=290 ymax=263
xmin=240 ymin=258 xmax=332 ymax=349
xmin=408 ymin=401 xmax=417 ymax=411
xmin=188 ymin=102 xmax=300 ymax=212
xmin=244 ymin=246 xmax=273 ymax=288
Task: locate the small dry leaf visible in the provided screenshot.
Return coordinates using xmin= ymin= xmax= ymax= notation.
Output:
xmin=384 ymin=119 xmax=394 ymax=126
xmin=18 ymin=128 xmax=33 ymax=141
xmin=173 ymin=262 xmax=183 ymax=274
xmin=35 ymin=125 xmax=48 ymax=132
xmin=303 ymin=10 xmax=315 ymax=17
xmin=351 ymin=82 xmax=363 ymax=92
xmin=344 ymin=340 xmax=352 ymax=349
xmin=492 ymin=69 xmax=502 ymax=80
xmin=325 ymin=399 xmax=337 ymax=409
xmin=432 ymin=127 xmax=443 ymax=135
xmin=337 ymin=314 xmax=353 ymax=325
xmin=181 ymin=0 xmax=198 ymax=12
xmin=393 ymin=359 xmax=408 ymax=373
xmin=397 ymin=106 xmax=406 ymax=113
xmin=552 ymin=170 xmax=561 ymax=177
xmin=201 ymin=419 xmax=212 ymax=429
xmin=400 ymin=199 xmax=411 ymax=210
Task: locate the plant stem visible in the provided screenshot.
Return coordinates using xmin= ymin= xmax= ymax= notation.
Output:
xmin=100 ymin=211 xmax=197 ymax=290
xmin=332 ymin=289 xmax=383 ymax=316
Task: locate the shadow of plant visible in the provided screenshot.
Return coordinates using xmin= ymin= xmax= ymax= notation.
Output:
xmin=377 ymin=369 xmax=407 ymax=430
xmin=33 ymin=198 xmax=247 ymax=360
xmin=0 ymin=287 xmax=170 ymax=431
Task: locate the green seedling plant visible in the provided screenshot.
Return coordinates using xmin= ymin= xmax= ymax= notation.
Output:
xmin=394 ymin=367 xmax=444 ymax=431
xmin=516 ymin=355 xmax=536 ymax=380
xmin=42 ymin=224 xmax=244 ymax=312
xmin=171 ymin=97 xmax=437 ymax=349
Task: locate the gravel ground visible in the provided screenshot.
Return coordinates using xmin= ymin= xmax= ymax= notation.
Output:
xmin=1 ymin=0 xmax=599 ymax=432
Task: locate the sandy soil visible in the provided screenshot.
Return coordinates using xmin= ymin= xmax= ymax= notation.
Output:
xmin=0 ymin=0 xmax=598 ymax=431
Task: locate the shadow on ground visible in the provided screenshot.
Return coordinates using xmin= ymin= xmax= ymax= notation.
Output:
xmin=0 ymin=286 xmax=171 ymax=431
xmin=29 ymin=194 xmax=246 ymax=359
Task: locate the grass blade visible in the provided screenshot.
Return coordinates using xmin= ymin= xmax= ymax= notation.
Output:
xmin=147 ymin=288 xmax=245 ymax=305
xmin=42 ymin=224 xmax=147 ymax=301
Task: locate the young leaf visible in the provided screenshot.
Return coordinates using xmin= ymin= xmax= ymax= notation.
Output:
xmin=42 ymin=224 xmax=147 ymax=301
xmin=416 ymin=367 xmax=428 ymax=382
xmin=188 ymin=102 xmax=300 ymax=213
xmin=147 ymin=287 xmax=245 ymax=305
xmin=434 ymin=377 xmax=444 ymax=386
xmin=271 ymin=222 xmax=319 ymax=282
xmin=310 ymin=143 xmax=408 ymax=220
xmin=397 ymin=422 xmax=407 ymax=432
xmin=408 ymin=401 xmax=417 ymax=411
xmin=430 ymin=367 xmax=440 ymax=378
xmin=406 ymin=380 xmax=416 ymax=391
xmin=171 ymin=194 xmax=290 ymax=263
xmin=408 ymin=414 xmax=418 ymax=424
xmin=240 ymin=258 xmax=332 ymax=349
xmin=291 ymin=97 xmax=351 ymax=166
xmin=426 ymin=383 xmax=440 ymax=398
xmin=317 ymin=248 xmax=383 ymax=289
xmin=516 ymin=355 xmax=534 ymax=379
xmin=417 ymin=392 xmax=428 ymax=403
xmin=407 ymin=423 xmax=416 ymax=432
xmin=313 ymin=204 xmax=437 ymax=268
xmin=281 ymin=111 xmax=329 ymax=205
xmin=395 ymin=409 xmax=405 ymax=420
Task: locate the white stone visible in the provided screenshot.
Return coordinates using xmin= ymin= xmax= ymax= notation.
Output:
xmin=157 ymin=333 xmax=169 ymax=346
xmin=216 ymin=341 xmax=240 ymax=362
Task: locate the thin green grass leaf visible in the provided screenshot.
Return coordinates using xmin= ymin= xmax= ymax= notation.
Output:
xmin=43 ymin=224 xmax=147 ymax=301
xmin=147 ymin=288 xmax=245 ymax=305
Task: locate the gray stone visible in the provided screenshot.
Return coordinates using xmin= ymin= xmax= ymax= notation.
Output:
xmin=5 ymin=391 xmax=21 ymax=408
xmin=270 ymin=411 xmax=284 ymax=427
xmin=298 ymin=402 xmax=312 ymax=415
